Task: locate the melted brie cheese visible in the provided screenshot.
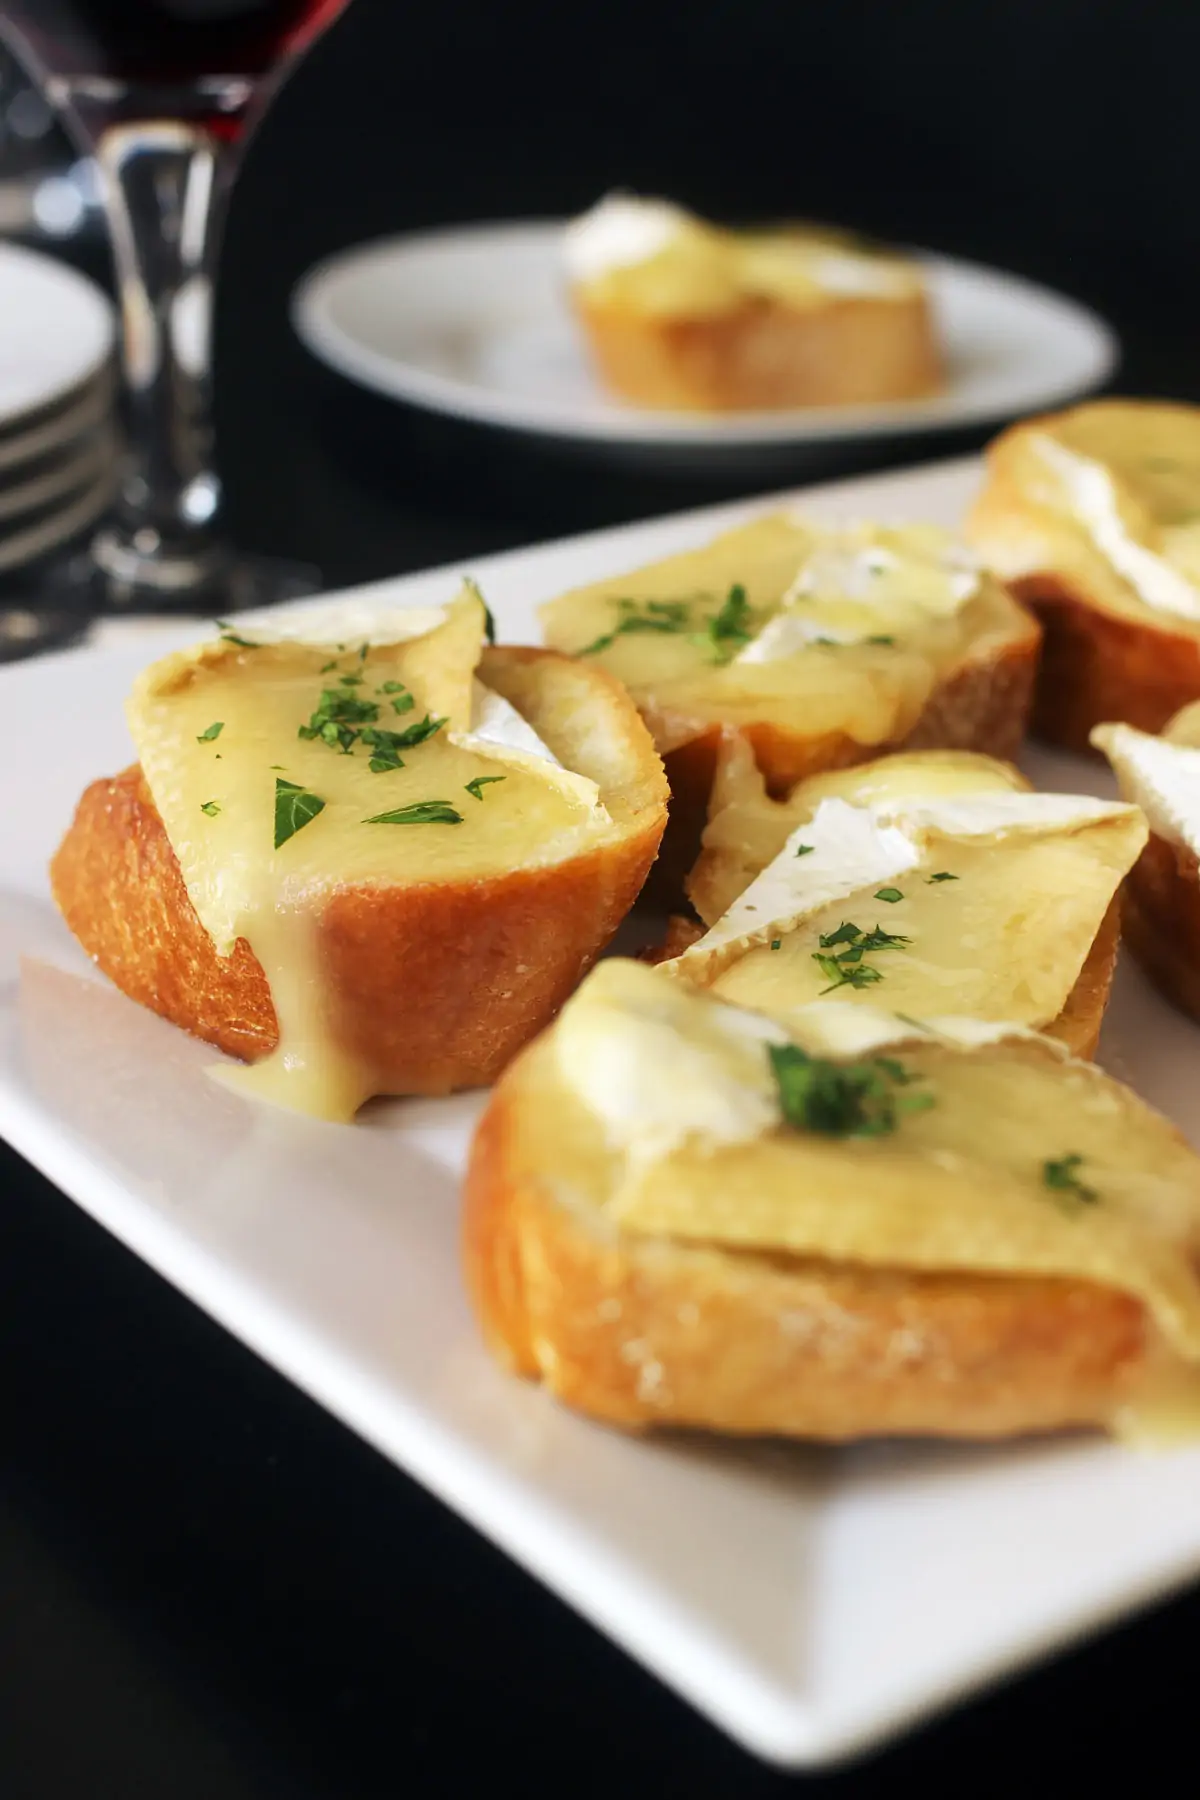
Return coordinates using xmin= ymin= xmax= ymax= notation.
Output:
xmin=553 ymin=959 xmax=1200 ymax=1363
xmin=126 ymin=588 xmax=611 ymax=1121
xmin=1093 ymin=719 xmax=1200 ymax=858
xmin=672 ymin=785 xmax=1146 ymax=1026
xmin=1033 ymin=434 xmax=1200 ymax=623
xmin=540 ymin=515 xmax=1020 ymax=757
xmin=737 ymin=524 xmax=980 ymax=664
xmin=565 ymin=194 xmax=922 ymax=317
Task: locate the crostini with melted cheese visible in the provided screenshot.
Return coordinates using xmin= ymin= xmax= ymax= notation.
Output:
xmin=967 ymin=400 xmax=1200 ymax=749
xmin=541 ymin=515 xmax=1040 ymax=884
xmin=564 ymin=194 xmax=943 ymax=412
xmin=1094 ymin=700 xmax=1200 ymax=1025
xmin=50 ymin=588 xmax=668 ymax=1120
xmin=665 ymin=740 xmax=1146 ymax=1057
xmin=465 ymin=958 xmax=1200 ymax=1441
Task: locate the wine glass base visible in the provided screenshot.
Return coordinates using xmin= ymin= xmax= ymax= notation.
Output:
xmin=0 ymin=544 xmax=324 ymax=661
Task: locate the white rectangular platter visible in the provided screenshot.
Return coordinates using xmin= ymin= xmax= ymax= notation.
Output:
xmin=4 ymin=454 xmax=1200 ymax=1769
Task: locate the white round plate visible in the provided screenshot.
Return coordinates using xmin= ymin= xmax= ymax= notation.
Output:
xmin=0 ymin=241 xmax=114 ymax=431
xmin=292 ymin=220 xmax=1118 ymax=450
xmin=0 ymin=466 xmax=115 ymax=576
xmin=0 ymin=426 xmax=118 ymax=524
xmin=0 ymin=371 xmax=115 ymax=476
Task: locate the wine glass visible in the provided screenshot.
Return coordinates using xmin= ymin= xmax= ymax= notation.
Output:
xmin=0 ymin=0 xmax=352 ymax=632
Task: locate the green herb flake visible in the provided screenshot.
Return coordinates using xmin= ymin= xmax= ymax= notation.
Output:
xmin=359 ymin=714 xmax=447 ymax=770
xmin=200 ymin=800 xmax=220 ymax=817
xmin=579 ymin=596 xmax=693 ymax=656
xmin=1042 ymin=1153 xmax=1098 ymax=1205
xmin=319 ymin=659 xmax=338 ymax=674
xmin=218 ymin=629 xmax=259 ymax=649
xmin=339 ymin=672 xmax=364 ymax=686
xmin=274 ymin=778 xmax=326 ymax=849
xmin=463 ymin=575 xmax=496 ymax=644
xmin=794 ymin=844 xmax=815 ymax=858
xmin=379 ymin=679 xmax=415 ymax=719
xmin=702 ymin=583 xmax=755 ymax=662
xmin=770 ymin=938 xmax=782 ymax=951
xmin=875 ymin=887 xmax=904 ymax=904
xmin=465 ymin=775 xmax=507 ymax=801
xmin=196 ymin=721 xmax=224 ymax=743
xmin=927 ymin=871 xmax=958 ymax=883
xmin=867 ymin=634 xmax=895 ymax=646
xmin=769 ymin=1042 xmax=934 ymax=1139
xmin=363 ymin=800 xmax=463 ymax=826
xmin=812 ymin=919 xmax=910 ymax=993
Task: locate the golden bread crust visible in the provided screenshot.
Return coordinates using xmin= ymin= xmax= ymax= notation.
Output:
xmin=463 ymin=1043 xmax=1149 ymax=1439
xmin=1120 ymin=830 xmax=1200 ymax=1025
xmin=968 ymin=407 xmax=1200 ymax=750
xmin=50 ymin=646 xmax=668 ymax=1097
xmin=573 ymin=290 xmax=942 ymax=413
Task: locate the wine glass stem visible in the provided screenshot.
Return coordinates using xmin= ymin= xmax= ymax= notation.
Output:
xmin=93 ymin=122 xmax=236 ymax=602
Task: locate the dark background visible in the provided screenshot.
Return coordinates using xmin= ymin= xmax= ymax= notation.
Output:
xmin=4 ymin=1 xmax=1200 ymax=1795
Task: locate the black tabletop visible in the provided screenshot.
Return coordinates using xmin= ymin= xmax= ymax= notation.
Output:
xmin=4 ymin=3 xmax=1200 ymax=1794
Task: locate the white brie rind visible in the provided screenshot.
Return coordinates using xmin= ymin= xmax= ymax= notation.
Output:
xmin=215 ymin=596 xmax=452 ymax=649
xmin=563 ymin=193 xmax=692 ymax=284
xmin=1092 ymin=721 xmax=1200 ymax=860
xmin=450 ymin=681 xmax=605 ymax=813
xmin=680 ymin=798 xmax=921 ymax=965
xmin=554 ymin=958 xmax=786 ymax=1164
xmin=735 ymin=524 xmax=981 ymax=664
xmin=556 ymin=958 xmax=1053 ymax=1169
xmin=808 ymin=250 xmax=914 ymax=298
xmin=1032 ymin=434 xmax=1200 ymax=623
xmin=673 ymin=787 xmax=1143 ymax=975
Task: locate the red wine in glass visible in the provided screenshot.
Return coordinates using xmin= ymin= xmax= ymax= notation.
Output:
xmin=0 ymin=0 xmax=351 ymax=622
xmin=0 ymin=0 xmax=347 ymax=134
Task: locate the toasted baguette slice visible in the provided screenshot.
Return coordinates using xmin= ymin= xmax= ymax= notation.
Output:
xmin=566 ymin=197 xmax=941 ymax=412
xmin=51 ymin=645 xmax=668 ymax=1104
xmin=967 ymin=401 xmax=1200 ymax=751
xmin=541 ymin=516 xmax=1041 ymax=892
xmin=1094 ymin=703 xmax=1200 ymax=1024
xmin=668 ymin=740 xmax=1142 ymax=1058
xmin=465 ymin=961 xmax=1200 ymax=1441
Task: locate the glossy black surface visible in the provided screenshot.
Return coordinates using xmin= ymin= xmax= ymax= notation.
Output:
xmin=4 ymin=1 xmax=1200 ymax=1792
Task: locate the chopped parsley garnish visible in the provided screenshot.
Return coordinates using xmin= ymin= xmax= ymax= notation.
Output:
xmin=463 ymin=575 xmax=496 ymax=644
xmin=927 ymin=871 xmax=958 ymax=883
xmin=274 ymin=778 xmax=326 ymax=849
xmin=319 ymin=659 xmax=337 ymax=674
xmin=465 ymin=775 xmax=506 ymax=801
xmin=867 ymin=634 xmax=895 ymax=646
xmin=770 ymin=938 xmax=782 ymax=951
xmin=794 ymin=843 xmax=814 ymax=858
xmin=298 ymin=669 xmax=445 ymax=764
xmin=379 ymin=680 xmax=415 ymax=716
xmin=215 ymin=620 xmax=258 ymax=648
xmin=1042 ymin=1153 xmax=1098 ymax=1205
xmin=363 ymin=800 xmax=464 ymax=826
xmin=702 ymin=583 xmax=754 ymax=661
xmin=812 ymin=919 xmax=911 ymax=994
xmin=875 ymin=887 xmax=904 ymax=904
xmin=359 ymin=714 xmax=448 ymax=772
xmin=196 ymin=721 xmax=224 ymax=743
xmin=579 ymin=597 xmax=693 ymax=656
xmin=200 ymin=800 xmax=220 ymax=817
xmin=358 ymin=641 xmax=369 ymax=663
xmin=769 ymin=1043 xmax=933 ymax=1139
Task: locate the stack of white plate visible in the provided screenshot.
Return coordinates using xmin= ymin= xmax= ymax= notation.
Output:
xmin=0 ymin=239 xmax=117 ymax=580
